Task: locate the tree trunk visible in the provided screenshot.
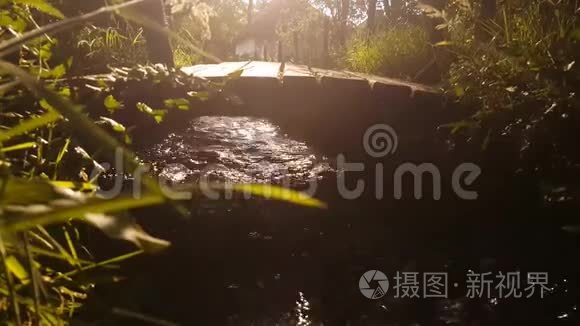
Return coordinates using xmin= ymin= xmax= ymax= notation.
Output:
xmin=293 ymin=31 xmax=299 ymax=62
xmin=136 ymin=0 xmax=174 ymax=67
xmin=247 ymin=0 xmax=254 ymax=25
xmin=322 ymin=16 xmax=329 ymax=67
xmin=390 ymin=0 xmax=403 ymax=19
xmin=367 ymin=0 xmax=377 ymax=32
xmin=277 ymin=40 xmax=283 ymax=62
xmin=339 ymin=0 xmax=350 ymax=48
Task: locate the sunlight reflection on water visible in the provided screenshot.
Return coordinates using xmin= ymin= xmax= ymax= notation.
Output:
xmin=144 ymin=116 xmax=333 ymax=186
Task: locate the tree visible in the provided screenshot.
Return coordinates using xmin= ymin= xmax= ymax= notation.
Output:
xmin=338 ymin=0 xmax=350 ymax=47
xmin=367 ymin=0 xmax=377 ymax=32
xmin=136 ymin=0 xmax=174 ymax=67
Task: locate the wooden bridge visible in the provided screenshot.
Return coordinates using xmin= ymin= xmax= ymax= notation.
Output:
xmin=180 ymin=61 xmax=451 ymax=157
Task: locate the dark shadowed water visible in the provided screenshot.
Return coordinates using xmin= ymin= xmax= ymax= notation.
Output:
xmin=83 ymin=116 xmax=580 ymax=326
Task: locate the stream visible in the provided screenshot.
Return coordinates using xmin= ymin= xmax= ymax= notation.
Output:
xmin=85 ymin=116 xmax=579 ymax=325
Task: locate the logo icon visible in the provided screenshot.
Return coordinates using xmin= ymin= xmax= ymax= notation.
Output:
xmin=363 ymin=124 xmax=398 ymax=158
xmin=359 ymin=270 xmax=389 ymax=299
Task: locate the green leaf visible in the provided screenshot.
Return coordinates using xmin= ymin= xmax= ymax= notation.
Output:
xmin=6 ymin=256 xmax=29 ymax=284
xmin=136 ymin=102 xmax=153 ymax=114
xmin=50 ymin=63 xmax=66 ymax=78
xmin=1 ymin=194 xmax=166 ymax=233
xmin=104 ymin=94 xmax=123 ymax=112
xmin=1 ymin=141 xmax=37 ymax=153
xmin=62 ymin=226 xmax=79 ymax=266
xmin=231 ymin=184 xmax=326 ymax=209
xmin=55 ymin=137 xmax=70 ymax=166
xmin=0 ymin=110 xmax=61 ymax=142
xmin=39 ymin=41 xmax=54 ymax=61
xmin=137 ymin=102 xmax=166 ymax=123
xmin=164 ymin=98 xmax=190 ymax=111
xmin=227 ymin=69 xmax=244 ymax=80
xmin=0 ymin=178 xmax=60 ymax=206
xmin=58 ymin=86 xmax=71 ymax=97
xmin=39 ymin=98 xmax=55 ymax=111
xmin=49 ymin=181 xmax=97 ymax=191
xmin=0 ymin=10 xmax=27 ymax=32
xmin=13 ymin=0 xmax=64 ymax=19
xmin=98 ymin=116 xmax=126 ymax=133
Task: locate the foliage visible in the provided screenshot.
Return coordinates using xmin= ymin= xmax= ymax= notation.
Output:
xmin=274 ymin=0 xmax=327 ymax=63
xmin=168 ymin=0 xmax=215 ymax=66
xmin=424 ymin=0 xmax=580 ymax=204
xmin=76 ymin=23 xmax=148 ymax=69
xmin=345 ymin=24 xmax=431 ymax=78
xmin=0 ymin=1 xmax=325 ymax=324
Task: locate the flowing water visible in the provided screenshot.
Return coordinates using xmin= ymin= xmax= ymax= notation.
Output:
xmin=143 ymin=116 xmax=333 ymax=186
xmin=88 ymin=116 xmax=579 ymax=325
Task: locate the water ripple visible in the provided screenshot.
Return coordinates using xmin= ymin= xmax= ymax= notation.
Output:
xmin=143 ymin=116 xmax=333 ymax=185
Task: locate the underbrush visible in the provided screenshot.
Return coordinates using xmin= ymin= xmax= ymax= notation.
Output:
xmin=345 ymin=24 xmax=432 ymax=79
xmin=0 ymin=1 xmax=322 ymax=324
xmin=424 ymin=0 xmax=580 ymax=215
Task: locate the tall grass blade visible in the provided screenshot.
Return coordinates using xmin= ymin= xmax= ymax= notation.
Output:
xmin=1 ymin=142 xmax=37 ymax=153
xmin=55 ymin=250 xmax=143 ymax=280
xmin=1 ymin=194 xmax=165 ymax=233
xmin=0 ymin=111 xmax=61 ymax=143
xmin=0 ymin=235 xmax=23 ymax=325
xmin=231 ymin=184 xmax=327 ymax=208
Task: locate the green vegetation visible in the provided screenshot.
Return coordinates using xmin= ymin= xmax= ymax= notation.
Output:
xmin=0 ymin=1 xmax=325 ymax=324
xmin=428 ymin=0 xmax=580 ymax=202
xmin=345 ymin=25 xmax=430 ymax=79
xmin=0 ymin=0 xmax=579 ymax=323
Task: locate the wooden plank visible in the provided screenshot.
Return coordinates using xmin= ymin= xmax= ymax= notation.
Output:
xmin=180 ymin=61 xmax=248 ymax=78
xmin=180 ymin=61 xmax=439 ymax=96
xmin=240 ymin=61 xmax=281 ymax=78
xmin=283 ymin=63 xmax=315 ymax=78
xmin=346 ymin=70 xmax=438 ymax=94
xmin=310 ymin=67 xmax=366 ymax=81
xmin=309 ymin=66 xmax=370 ymax=92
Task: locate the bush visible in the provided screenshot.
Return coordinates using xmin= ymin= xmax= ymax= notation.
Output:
xmin=427 ymin=0 xmax=580 ymax=207
xmin=76 ymin=24 xmax=148 ymax=70
xmin=345 ymin=24 xmax=431 ymax=79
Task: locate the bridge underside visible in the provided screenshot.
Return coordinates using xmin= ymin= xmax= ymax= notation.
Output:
xmin=180 ymin=61 xmax=457 ymax=158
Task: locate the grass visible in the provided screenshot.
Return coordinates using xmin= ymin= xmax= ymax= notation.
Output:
xmin=345 ymin=24 xmax=431 ymax=79
xmin=0 ymin=1 xmax=325 ymax=324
